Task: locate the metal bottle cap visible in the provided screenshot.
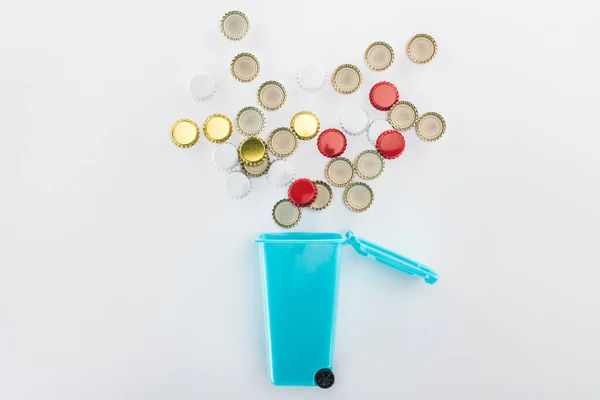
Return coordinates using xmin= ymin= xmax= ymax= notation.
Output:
xmin=288 ymin=178 xmax=318 ymax=207
xmin=231 ymin=53 xmax=260 ymax=82
xmin=354 ymin=150 xmax=385 ymax=180
xmin=297 ymin=64 xmax=326 ymax=92
xmin=272 ymin=199 xmax=302 ymax=228
xmin=242 ymin=155 xmax=270 ymax=177
xmin=236 ymin=106 xmax=265 ymax=136
xmin=376 ymin=130 xmax=406 ymax=159
xmin=389 ymin=101 xmax=418 ymax=131
xmin=291 ymin=111 xmax=320 ymax=140
xmin=325 ymin=157 xmax=354 ymax=187
xmin=189 ymin=73 xmax=216 ymax=102
xmin=170 ymin=118 xmax=199 ymax=148
xmin=416 ymin=112 xmax=446 ymax=141
xmin=340 ymin=107 xmax=369 ymax=136
xmin=365 ymin=41 xmax=394 ymax=71
xmin=407 ymin=34 xmax=437 ymax=63
xmin=317 ymin=128 xmax=347 ymax=158
xmin=344 ymin=182 xmax=374 ymax=212
xmin=224 ymin=171 xmax=251 ymax=199
xmin=369 ymin=81 xmax=399 ymax=111
xmin=267 ymin=159 xmax=295 ymax=187
xmin=212 ymin=143 xmax=239 ymax=171
xmin=268 ymin=127 xmax=298 ymax=157
xmin=258 ymin=81 xmax=286 ymax=110
xmin=367 ymin=119 xmax=393 ymax=145
xmin=221 ymin=11 xmax=249 ymax=41
xmin=332 ymin=64 xmax=362 ymax=94
xmin=310 ymin=180 xmax=333 ymax=211
xmin=238 ymin=137 xmax=267 ymax=166
xmin=203 ymin=114 xmax=232 ymax=144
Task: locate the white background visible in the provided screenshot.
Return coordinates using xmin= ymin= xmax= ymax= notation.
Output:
xmin=1 ymin=0 xmax=599 ymax=398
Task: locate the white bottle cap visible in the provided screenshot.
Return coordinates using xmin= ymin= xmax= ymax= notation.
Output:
xmin=189 ymin=73 xmax=216 ymax=102
xmin=267 ymin=159 xmax=295 ymax=187
xmin=212 ymin=143 xmax=239 ymax=172
xmin=297 ymin=64 xmax=326 ymax=92
xmin=224 ymin=171 xmax=251 ymax=199
xmin=340 ymin=107 xmax=369 ymax=136
xmin=367 ymin=119 xmax=393 ymax=145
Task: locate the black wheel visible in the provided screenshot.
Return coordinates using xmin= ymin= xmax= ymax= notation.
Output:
xmin=315 ymin=368 xmax=335 ymax=389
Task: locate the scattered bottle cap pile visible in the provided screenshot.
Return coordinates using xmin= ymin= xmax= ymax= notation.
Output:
xmin=170 ymin=10 xmax=447 ymax=228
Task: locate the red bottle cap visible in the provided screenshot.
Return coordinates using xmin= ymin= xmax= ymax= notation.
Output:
xmin=288 ymin=178 xmax=318 ymax=207
xmin=369 ymin=82 xmax=399 ymax=111
xmin=376 ymin=130 xmax=406 ymax=159
xmin=317 ymin=128 xmax=347 ymax=158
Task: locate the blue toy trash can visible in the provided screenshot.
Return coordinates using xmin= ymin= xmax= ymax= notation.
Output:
xmin=255 ymin=230 xmax=438 ymax=388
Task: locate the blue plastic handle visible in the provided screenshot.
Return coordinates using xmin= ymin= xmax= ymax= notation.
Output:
xmin=345 ymin=231 xmax=438 ymax=284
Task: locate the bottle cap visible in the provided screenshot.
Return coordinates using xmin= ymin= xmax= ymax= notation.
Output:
xmin=224 ymin=171 xmax=251 ymax=199
xmin=236 ymin=106 xmax=265 ymax=136
xmin=340 ymin=107 xmax=369 ymax=136
xmin=231 ymin=53 xmax=260 ymax=82
xmin=369 ymin=81 xmax=399 ymax=111
xmin=297 ymin=64 xmax=326 ymax=92
xmin=268 ymin=127 xmax=298 ymax=157
xmin=416 ymin=112 xmax=446 ymax=141
xmin=310 ymin=180 xmax=333 ymax=211
xmin=212 ymin=143 xmax=239 ymax=171
xmin=376 ymin=130 xmax=405 ymax=159
xmin=291 ymin=111 xmax=320 ymax=140
xmin=354 ymin=150 xmax=385 ymax=180
xmin=242 ymin=155 xmax=270 ymax=177
xmin=221 ymin=11 xmax=249 ymax=41
xmin=258 ymin=81 xmax=286 ymax=110
xmin=332 ymin=64 xmax=362 ymax=94
xmin=344 ymin=182 xmax=374 ymax=212
xmin=238 ymin=137 xmax=267 ymax=166
xmin=272 ymin=199 xmax=302 ymax=228
xmin=170 ymin=118 xmax=199 ymax=148
xmin=407 ymin=34 xmax=437 ymax=63
xmin=325 ymin=157 xmax=354 ymax=187
xmin=367 ymin=119 xmax=393 ymax=145
xmin=365 ymin=41 xmax=394 ymax=71
xmin=317 ymin=128 xmax=347 ymax=158
xmin=267 ymin=159 xmax=295 ymax=187
xmin=288 ymin=178 xmax=318 ymax=207
xmin=189 ymin=73 xmax=216 ymax=102
xmin=388 ymin=101 xmax=418 ymax=131
xmin=203 ymin=114 xmax=232 ymax=144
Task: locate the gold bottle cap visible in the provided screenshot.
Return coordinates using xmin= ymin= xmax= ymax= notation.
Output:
xmin=257 ymin=81 xmax=286 ymax=110
xmin=272 ymin=199 xmax=302 ymax=228
xmin=332 ymin=64 xmax=362 ymax=94
xmin=344 ymin=182 xmax=374 ymax=212
xmin=407 ymin=34 xmax=437 ymax=63
xmin=310 ymin=180 xmax=333 ymax=211
xmin=221 ymin=11 xmax=249 ymax=41
xmin=268 ymin=127 xmax=298 ymax=157
xmin=231 ymin=53 xmax=260 ymax=82
xmin=242 ymin=155 xmax=270 ymax=177
xmin=365 ymin=42 xmax=394 ymax=71
xmin=290 ymin=111 xmax=320 ymax=140
xmin=203 ymin=114 xmax=232 ymax=144
xmin=388 ymin=101 xmax=418 ymax=131
xmin=170 ymin=118 xmax=199 ymax=148
xmin=325 ymin=157 xmax=354 ymax=187
xmin=354 ymin=150 xmax=385 ymax=180
xmin=367 ymin=119 xmax=393 ymax=145
xmin=238 ymin=137 xmax=267 ymax=166
xmin=416 ymin=112 xmax=446 ymax=141
xmin=236 ymin=106 xmax=265 ymax=136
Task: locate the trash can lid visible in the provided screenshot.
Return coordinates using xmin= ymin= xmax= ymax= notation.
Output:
xmin=345 ymin=231 xmax=438 ymax=284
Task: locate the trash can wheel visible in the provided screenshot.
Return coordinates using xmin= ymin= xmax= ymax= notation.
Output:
xmin=315 ymin=368 xmax=335 ymax=389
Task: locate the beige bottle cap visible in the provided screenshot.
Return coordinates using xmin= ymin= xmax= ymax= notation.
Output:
xmin=388 ymin=101 xmax=418 ymax=131
xmin=309 ymin=180 xmax=333 ymax=211
xmin=407 ymin=34 xmax=437 ymax=63
xmin=325 ymin=157 xmax=354 ymax=187
xmin=291 ymin=111 xmax=320 ymax=140
xmin=236 ymin=106 xmax=265 ymax=136
xmin=354 ymin=150 xmax=385 ymax=180
xmin=272 ymin=199 xmax=302 ymax=228
xmin=231 ymin=53 xmax=260 ymax=82
xmin=365 ymin=42 xmax=394 ymax=71
xmin=332 ymin=64 xmax=362 ymax=94
xmin=242 ymin=155 xmax=270 ymax=177
xmin=258 ymin=81 xmax=286 ymax=110
xmin=203 ymin=114 xmax=232 ymax=143
xmin=416 ymin=112 xmax=446 ymax=141
xmin=221 ymin=11 xmax=249 ymax=40
xmin=170 ymin=118 xmax=200 ymax=148
xmin=268 ymin=127 xmax=298 ymax=157
xmin=344 ymin=182 xmax=374 ymax=212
